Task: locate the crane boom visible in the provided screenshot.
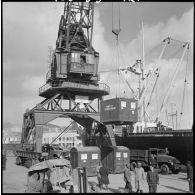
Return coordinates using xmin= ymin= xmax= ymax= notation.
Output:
xmin=138 ymin=37 xmax=170 ymax=108
xmin=57 ymin=2 xmax=95 ymax=52
xmin=156 ymin=42 xmax=189 ymax=121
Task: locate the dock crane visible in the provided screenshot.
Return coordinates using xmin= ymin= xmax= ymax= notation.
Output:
xmin=16 ymin=2 xmax=116 ymax=168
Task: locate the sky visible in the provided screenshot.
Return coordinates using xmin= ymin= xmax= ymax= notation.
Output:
xmin=3 ymin=2 xmax=194 ymax=129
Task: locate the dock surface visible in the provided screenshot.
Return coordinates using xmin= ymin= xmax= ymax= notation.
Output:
xmin=3 ymin=156 xmax=189 ymax=193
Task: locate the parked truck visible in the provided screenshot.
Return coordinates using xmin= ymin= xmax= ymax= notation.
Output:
xmin=130 ymin=148 xmax=182 ymax=175
xmin=16 ymin=144 xmax=70 ymax=168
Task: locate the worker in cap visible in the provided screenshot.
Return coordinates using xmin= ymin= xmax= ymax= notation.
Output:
xmin=146 ymin=163 xmax=159 ymax=193
xmin=96 ymin=161 xmax=102 ymax=189
xmin=186 ymin=161 xmax=193 ymax=193
xmin=99 ymin=163 xmax=110 ymax=191
xmin=124 ymin=162 xmax=133 ymax=192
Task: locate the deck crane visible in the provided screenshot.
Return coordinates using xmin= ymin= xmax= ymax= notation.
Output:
xmin=138 ymin=37 xmax=170 ymax=110
xmin=178 ymin=48 xmax=189 ymax=128
xmin=156 ymin=41 xmax=190 ymax=123
xmin=138 ymin=38 xmax=190 ymax=125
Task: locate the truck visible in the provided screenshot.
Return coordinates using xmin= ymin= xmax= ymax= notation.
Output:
xmin=42 ymin=144 xmax=70 ymax=160
xmin=130 ymin=148 xmax=182 ymax=175
xmin=16 ymin=144 xmax=70 ymax=168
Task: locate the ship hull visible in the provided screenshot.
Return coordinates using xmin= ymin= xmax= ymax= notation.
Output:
xmin=115 ymin=135 xmax=193 ymax=165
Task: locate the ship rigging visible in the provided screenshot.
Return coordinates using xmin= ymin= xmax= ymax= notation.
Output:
xmin=100 ymin=7 xmax=191 ymax=132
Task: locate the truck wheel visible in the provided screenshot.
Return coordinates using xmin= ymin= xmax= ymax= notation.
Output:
xmin=161 ymin=164 xmax=169 ymax=175
xmin=16 ymin=156 xmax=22 ymax=165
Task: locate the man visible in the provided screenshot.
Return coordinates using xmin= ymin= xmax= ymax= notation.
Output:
xmin=186 ymin=161 xmax=193 ymax=193
xmin=124 ymin=163 xmax=133 ymax=192
xmin=149 ymin=153 xmax=156 ymax=166
xmin=135 ymin=162 xmax=145 ymax=193
xmin=96 ymin=162 xmax=102 ymax=188
xmin=147 ymin=164 xmax=159 ymax=193
xmin=99 ymin=163 xmax=109 ymax=190
xmin=165 ymin=148 xmax=169 ymax=155
xmin=26 ymin=171 xmax=44 ymax=192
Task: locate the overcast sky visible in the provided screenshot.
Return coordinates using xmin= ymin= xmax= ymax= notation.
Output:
xmin=3 ymin=2 xmax=193 ymax=129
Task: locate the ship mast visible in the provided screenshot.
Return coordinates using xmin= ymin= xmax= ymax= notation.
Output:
xmin=141 ymin=22 xmax=146 ymax=127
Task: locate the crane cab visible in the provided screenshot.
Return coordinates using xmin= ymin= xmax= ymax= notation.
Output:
xmin=46 ymin=50 xmax=100 ymax=84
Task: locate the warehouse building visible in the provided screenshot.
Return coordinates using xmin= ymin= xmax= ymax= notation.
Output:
xmin=42 ymin=127 xmax=83 ymax=148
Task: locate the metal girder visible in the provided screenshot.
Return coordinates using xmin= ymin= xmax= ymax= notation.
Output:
xmin=34 ymin=125 xmax=44 ymax=153
xmin=21 ymin=86 xmax=113 ymax=153
xmin=22 ymin=106 xmax=116 ymax=152
xmin=57 ymin=2 xmax=95 ymax=51
xmin=34 ymin=111 xmax=63 ymax=125
xmin=21 ymin=113 xmax=35 ymax=145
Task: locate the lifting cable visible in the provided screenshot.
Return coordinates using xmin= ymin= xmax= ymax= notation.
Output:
xmin=158 ymin=46 xmax=187 ymax=113
xmin=119 ymin=70 xmax=136 ymax=98
xmin=155 ymin=72 xmax=159 ymax=119
xmin=50 ymin=121 xmax=74 ymax=145
xmin=141 ymin=42 xmax=184 ymax=114
xmin=117 ymin=33 xmax=136 ymax=98
xmin=138 ymin=37 xmax=170 ymax=107
xmin=179 ymin=46 xmax=189 ymax=128
xmin=112 ymin=2 xmax=121 ymax=98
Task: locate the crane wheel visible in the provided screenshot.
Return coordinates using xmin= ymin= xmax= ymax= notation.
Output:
xmin=161 ymin=164 xmax=169 ymax=175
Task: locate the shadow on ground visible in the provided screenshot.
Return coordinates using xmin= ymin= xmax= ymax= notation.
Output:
xmin=88 ymin=181 xmax=122 ymax=193
xmin=108 ymin=187 xmax=121 ymax=193
xmin=161 ymin=185 xmax=188 ymax=193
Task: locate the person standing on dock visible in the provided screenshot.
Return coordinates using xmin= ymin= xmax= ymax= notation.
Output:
xmin=99 ymin=163 xmax=110 ymax=191
xmin=124 ymin=163 xmax=133 ymax=192
xmin=135 ymin=162 xmax=145 ymax=193
xmin=26 ymin=171 xmax=44 ymax=192
xmin=186 ymin=161 xmax=193 ymax=193
xmin=96 ymin=162 xmax=102 ymax=188
xmin=146 ymin=164 xmax=159 ymax=193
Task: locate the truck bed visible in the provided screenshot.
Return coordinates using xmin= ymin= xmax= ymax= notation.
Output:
xmin=130 ymin=149 xmax=149 ymax=163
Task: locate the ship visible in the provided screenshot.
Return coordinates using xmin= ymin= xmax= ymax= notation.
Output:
xmin=109 ymin=35 xmax=193 ymax=165
xmin=90 ymin=11 xmax=193 ymax=165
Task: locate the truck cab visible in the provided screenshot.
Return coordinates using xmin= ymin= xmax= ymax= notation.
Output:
xmin=149 ymin=148 xmax=182 ymax=174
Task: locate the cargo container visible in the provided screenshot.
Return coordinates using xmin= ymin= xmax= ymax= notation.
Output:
xmin=70 ymin=147 xmax=100 ymax=177
xmin=100 ymin=98 xmax=138 ymax=124
xmin=100 ymin=146 xmax=130 ymax=174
